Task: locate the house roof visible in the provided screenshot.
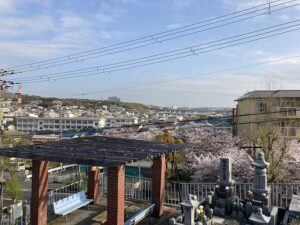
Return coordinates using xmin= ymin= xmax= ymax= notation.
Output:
xmin=0 ymin=90 xmax=14 ymax=99
xmin=235 ymin=90 xmax=300 ymax=101
xmin=0 ymin=136 xmax=185 ymax=167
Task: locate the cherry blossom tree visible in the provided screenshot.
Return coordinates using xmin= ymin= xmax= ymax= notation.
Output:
xmin=104 ymin=126 xmax=161 ymax=141
xmin=176 ymin=128 xmax=254 ymax=182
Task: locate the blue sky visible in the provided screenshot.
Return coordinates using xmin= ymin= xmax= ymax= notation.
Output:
xmin=1 ymin=0 xmax=300 ymax=107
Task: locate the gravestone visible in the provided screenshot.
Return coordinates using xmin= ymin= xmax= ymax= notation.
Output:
xmin=289 ymin=195 xmax=300 ymax=218
xmin=251 ymin=151 xmax=270 ymax=204
xmin=213 ymin=157 xmax=235 ymax=216
xmin=249 ymin=150 xmax=276 ymax=225
xmin=219 ymin=158 xmax=234 ymax=186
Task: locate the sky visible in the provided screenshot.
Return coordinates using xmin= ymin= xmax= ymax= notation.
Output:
xmin=0 ymin=0 xmax=300 ymax=107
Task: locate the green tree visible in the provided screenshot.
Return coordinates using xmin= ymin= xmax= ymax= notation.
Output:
xmin=155 ymin=130 xmax=184 ymax=176
xmin=4 ymin=171 xmax=22 ymax=203
xmin=242 ymin=123 xmax=292 ymax=183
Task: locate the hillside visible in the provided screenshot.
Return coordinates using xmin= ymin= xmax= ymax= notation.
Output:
xmin=22 ymin=95 xmax=150 ymax=114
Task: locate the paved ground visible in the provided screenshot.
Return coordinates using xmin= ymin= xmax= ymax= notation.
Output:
xmin=48 ymin=198 xmax=180 ymax=225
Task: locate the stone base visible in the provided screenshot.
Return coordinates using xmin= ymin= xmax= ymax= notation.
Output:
xmin=270 ymin=206 xmax=278 ymax=225
xmin=214 ymin=207 xmax=226 ymax=217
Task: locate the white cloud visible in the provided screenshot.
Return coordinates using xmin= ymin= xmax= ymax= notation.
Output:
xmin=0 ymin=1 xmax=127 ymax=60
xmin=0 ymin=0 xmax=16 ymax=13
xmin=0 ymin=0 xmax=51 ymax=14
xmin=0 ymin=15 xmax=55 ymax=37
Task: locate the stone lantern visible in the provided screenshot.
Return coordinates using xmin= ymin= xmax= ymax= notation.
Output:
xmin=180 ymin=195 xmax=199 ymax=225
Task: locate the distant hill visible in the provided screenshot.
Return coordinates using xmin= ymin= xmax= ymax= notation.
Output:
xmin=22 ymin=95 xmax=150 ymax=114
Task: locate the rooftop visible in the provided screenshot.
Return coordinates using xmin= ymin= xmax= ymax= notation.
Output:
xmin=0 ymin=136 xmax=185 ymax=167
xmin=235 ymin=90 xmax=300 ymax=101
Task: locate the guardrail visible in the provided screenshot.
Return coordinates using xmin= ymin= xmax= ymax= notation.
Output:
xmin=25 ymin=164 xmax=77 ymax=179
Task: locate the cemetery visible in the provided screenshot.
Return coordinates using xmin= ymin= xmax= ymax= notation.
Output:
xmin=169 ymin=152 xmax=300 ymax=225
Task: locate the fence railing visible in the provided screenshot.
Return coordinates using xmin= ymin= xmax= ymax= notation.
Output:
xmin=47 ymin=173 xmax=300 ymax=209
xmin=1 ymin=201 xmax=30 ymax=225
xmin=48 ymin=180 xmax=85 ymax=206
xmin=26 ymin=164 xmax=77 ymax=179
xmin=99 ymin=173 xmax=300 ymax=208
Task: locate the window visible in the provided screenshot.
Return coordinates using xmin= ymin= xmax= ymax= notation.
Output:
xmin=280 ymin=108 xmax=296 ymax=116
xmin=272 ymin=100 xmax=279 ymax=107
xmin=257 ymin=102 xmax=267 ymax=112
xmin=281 ymin=127 xmax=296 ymax=136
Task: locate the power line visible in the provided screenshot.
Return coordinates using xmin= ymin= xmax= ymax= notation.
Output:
xmin=1 ymin=0 xmax=297 ymax=75
xmin=52 ymin=54 xmax=300 ymax=98
xmin=12 ymin=20 xmax=300 ymax=83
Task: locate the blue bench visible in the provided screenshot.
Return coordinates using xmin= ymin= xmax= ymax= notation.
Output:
xmin=124 ymin=204 xmax=155 ymax=225
xmin=53 ymin=191 xmax=93 ymax=220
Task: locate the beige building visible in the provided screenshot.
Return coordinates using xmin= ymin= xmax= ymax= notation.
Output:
xmin=234 ymin=90 xmax=300 ymax=139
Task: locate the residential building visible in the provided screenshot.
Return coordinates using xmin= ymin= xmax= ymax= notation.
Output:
xmin=99 ymin=116 xmax=138 ymax=128
xmin=16 ymin=116 xmax=101 ymax=133
xmin=108 ymin=96 xmax=121 ymax=103
xmin=234 ymin=90 xmax=300 ymax=139
xmin=0 ymin=90 xmax=14 ymax=132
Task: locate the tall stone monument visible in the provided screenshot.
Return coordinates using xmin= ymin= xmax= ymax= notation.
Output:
xmin=251 ymin=151 xmax=271 ymax=205
xmin=249 ymin=150 xmax=278 ymax=225
xmin=212 ymin=157 xmax=235 ymax=216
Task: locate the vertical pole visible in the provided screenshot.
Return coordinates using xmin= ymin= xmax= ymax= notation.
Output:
xmin=30 ymin=160 xmax=48 ymax=225
xmin=87 ymin=166 xmax=100 ymax=204
xmin=107 ymin=165 xmax=125 ymax=225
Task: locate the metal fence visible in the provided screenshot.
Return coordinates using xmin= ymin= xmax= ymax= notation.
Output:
xmin=44 ymin=173 xmax=300 ymax=210
xmin=48 ymin=180 xmax=85 ymax=205
xmin=1 ymin=201 xmax=30 ymax=225
xmin=99 ymin=173 xmax=300 ymax=208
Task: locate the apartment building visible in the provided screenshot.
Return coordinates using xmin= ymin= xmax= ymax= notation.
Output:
xmin=0 ymin=90 xmax=14 ymax=131
xmin=16 ymin=116 xmax=101 ymax=133
xmin=234 ymin=90 xmax=300 ymax=139
xmin=99 ymin=116 xmax=138 ymax=128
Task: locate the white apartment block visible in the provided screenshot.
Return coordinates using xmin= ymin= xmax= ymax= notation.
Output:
xmin=16 ymin=117 xmax=100 ymax=133
xmin=99 ymin=116 xmax=139 ymax=128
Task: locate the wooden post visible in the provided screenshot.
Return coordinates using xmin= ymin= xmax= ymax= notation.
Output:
xmin=30 ymin=160 xmax=48 ymax=225
xmin=152 ymin=155 xmax=166 ymax=218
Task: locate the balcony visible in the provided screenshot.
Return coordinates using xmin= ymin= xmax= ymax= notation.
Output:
xmin=280 ymin=127 xmax=300 ymax=138
xmin=277 ymin=107 xmax=300 ymax=118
